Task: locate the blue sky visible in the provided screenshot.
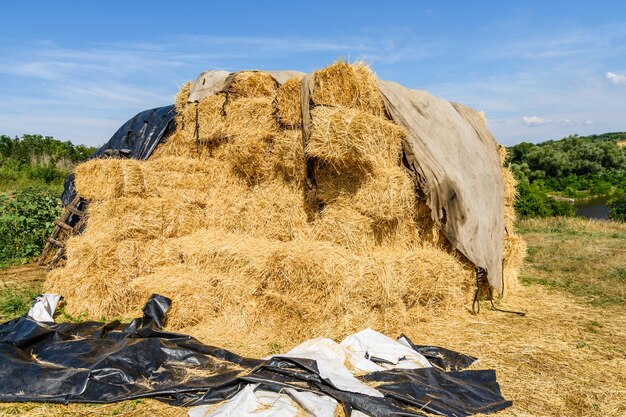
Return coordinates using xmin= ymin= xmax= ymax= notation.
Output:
xmin=1 ymin=1 xmax=625 ymax=147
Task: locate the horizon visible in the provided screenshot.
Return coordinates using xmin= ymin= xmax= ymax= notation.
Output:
xmin=1 ymin=1 xmax=625 ymax=148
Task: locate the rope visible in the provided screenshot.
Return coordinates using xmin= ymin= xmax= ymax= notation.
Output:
xmin=472 ymin=267 xmax=525 ymax=316
xmin=194 ymin=102 xmax=200 ymax=154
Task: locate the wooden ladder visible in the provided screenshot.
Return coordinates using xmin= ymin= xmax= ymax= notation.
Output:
xmin=38 ymin=196 xmax=88 ymax=268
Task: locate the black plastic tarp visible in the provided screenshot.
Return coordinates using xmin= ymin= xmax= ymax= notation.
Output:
xmin=60 ymin=105 xmax=176 ymax=206
xmin=0 ymin=295 xmax=511 ymax=416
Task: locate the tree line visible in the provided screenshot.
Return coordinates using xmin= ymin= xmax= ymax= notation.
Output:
xmin=0 ymin=134 xmax=96 ymax=187
xmin=507 ymin=132 xmax=626 ymax=219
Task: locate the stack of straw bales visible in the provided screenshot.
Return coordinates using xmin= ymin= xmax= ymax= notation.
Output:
xmin=45 ymin=62 xmax=525 ymax=353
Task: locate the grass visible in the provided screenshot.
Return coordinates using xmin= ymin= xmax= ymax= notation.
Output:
xmin=518 ymin=217 xmax=626 ymax=307
xmin=0 ymin=286 xmax=40 ymax=322
xmin=0 ymin=217 xmax=624 ymax=416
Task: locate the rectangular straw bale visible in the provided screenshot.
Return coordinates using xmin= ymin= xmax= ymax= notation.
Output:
xmin=86 ymin=197 xmax=207 ymax=241
xmin=360 ymin=246 xmax=471 ymax=312
xmin=175 ymin=82 xmax=192 ymax=113
xmin=315 ymin=163 xmax=415 ymax=221
xmin=45 ymin=266 xmax=138 ymax=319
xmin=503 ymin=233 xmax=526 ymax=292
xmin=224 ymin=97 xmax=279 ymax=140
xmin=130 ymin=266 xmax=242 ymax=329
xmin=197 ymin=94 xmax=227 ymax=143
xmin=307 ymin=106 xmax=404 ymax=166
xmin=502 ymin=166 xmax=518 ymax=207
xmin=212 ymin=134 xmax=273 ymax=183
xmin=308 ymin=204 xmax=376 ymax=251
xmin=120 ymin=160 xmax=149 ymax=196
xmin=167 ymin=228 xmax=278 ymax=278
xmin=504 ymin=204 xmax=517 ymax=232
xmin=227 ymin=71 xmax=278 ymax=99
xmin=498 ymin=145 xmax=508 ymax=165
xmin=61 ymin=234 xmax=117 ymax=274
xmin=276 ymin=77 xmax=303 ymax=127
xmin=312 ymin=61 xmax=385 ymax=117
xmin=114 ymin=238 xmax=180 ymax=276
xmin=271 ymin=129 xmax=305 ymax=181
xmin=149 ymin=132 xmax=195 ymax=159
xmin=74 ymin=159 xmax=124 ymax=200
xmin=202 ymin=179 xmax=309 ymax=241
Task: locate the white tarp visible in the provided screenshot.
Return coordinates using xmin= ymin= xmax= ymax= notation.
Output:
xmin=189 ymin=329 xmax=433 ymax=417
xmin=27 ymin=294 xmax=62 ymax=323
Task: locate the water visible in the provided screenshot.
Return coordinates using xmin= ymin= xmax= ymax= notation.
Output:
xmin=574 ymin=195 xmax=610 ymax=220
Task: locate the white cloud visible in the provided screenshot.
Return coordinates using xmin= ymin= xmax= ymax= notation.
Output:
xmin=522 ymin=115 xmax=552 ymax=127
xmin=606 ymin=71 xmax=626 ymax=85
xmin=583 ymin=119 xmax=595 ymax=125
xmin=561 ymin=118 xmax=573 ymax=126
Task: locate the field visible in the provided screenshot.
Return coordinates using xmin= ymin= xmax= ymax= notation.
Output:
xmin=0 ymin=217 xmax=624 ymax=417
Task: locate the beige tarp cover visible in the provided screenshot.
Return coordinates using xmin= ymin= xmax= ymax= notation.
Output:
xmin=378 ymin=80 xmax=504 ymax=291
xmin=187 ymin=70 xmax=505 ymax=291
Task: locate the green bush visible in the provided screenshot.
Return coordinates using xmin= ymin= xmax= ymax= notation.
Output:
xmin=514 ymin=181 xmax=575 ymax=218
xmin=0 ymin=187 xmax=62 ymax=267
xmin=608 ymin=195 xmax=626 ymax=222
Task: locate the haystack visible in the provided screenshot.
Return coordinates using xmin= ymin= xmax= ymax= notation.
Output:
xmin=45 ymin=62 xmax=525 ymax=355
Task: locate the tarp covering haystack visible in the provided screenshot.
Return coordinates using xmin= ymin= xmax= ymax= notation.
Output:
xmin=45 ymin=61 xmax=525 ymax=355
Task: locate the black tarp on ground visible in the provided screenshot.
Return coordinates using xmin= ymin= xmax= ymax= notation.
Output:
xmin=60 ymin=105 xmax=176 ymax=206
xmin=0 ymin=295 xmax=512 ymax=416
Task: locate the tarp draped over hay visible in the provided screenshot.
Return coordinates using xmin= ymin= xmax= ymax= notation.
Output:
xmin=61 ymin=105 xmax=176 ymax=206
xmin=0 ymin=295 xmax=512 ymax=416
xmin=377 ymin=81 xmax=505 ymax=291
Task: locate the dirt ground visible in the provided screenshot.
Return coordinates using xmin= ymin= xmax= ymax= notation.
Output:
xmin=0 ymin=217 xmax=624 ymax=417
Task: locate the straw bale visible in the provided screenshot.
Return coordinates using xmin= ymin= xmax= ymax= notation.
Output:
xmin=224 ymin=97 xmax=279 ymax=139
xmin=502 ymin=166 xmax=517 ymax=207
xmin=202 ymin=179 xmax=309 ymax=241
xmin=74 ymin=159 xmax=125 ymax=200
xmin=307 ymin=106 xmax=404 ymax=166
xmin=150 ymin=131 xmax=194 ymax=159
xmin=130 ymin=266 xmax=237 ymax=329
xmin=271 ymin=129 xmax=305 ymax=181
xmin=315 ymin=163 xmax=415 ymax=221
xmin=312 ymin=60 xmax=385 ymax=116
xmin=212 ymin=135 xmax=273 ymax=183
xmin=46 ymin=265 xmax=138 ymax=319
xmin=197 ymin=94 xmax=227 ymax=143
xmin=498 ymin=145 xmax=508 ymax=165
xmin=276 ymin=77 xmax=303 ymax=127
xmin=86 ymin=197 xmax=207 ymax=241
xmin=175 ymin=82 xmax=192 ymax=113
xmin=350 ymin=166 xmax=415 ymax=221
xmin=503 ymin=233 xmax=526 ymax=292
xmin=309 ymin=204 xmax=377 ymax=251
xmin=227 ymin=71 xmax=278 ymax=99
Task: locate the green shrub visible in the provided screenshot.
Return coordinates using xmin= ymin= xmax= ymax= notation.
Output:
xmin=0 ymin=187 xmax=62 ymax=267
xmin=607 ymin=195 xmax=626 ymax=222
xmin=515 ymin=181 xmax=575 ymax=218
